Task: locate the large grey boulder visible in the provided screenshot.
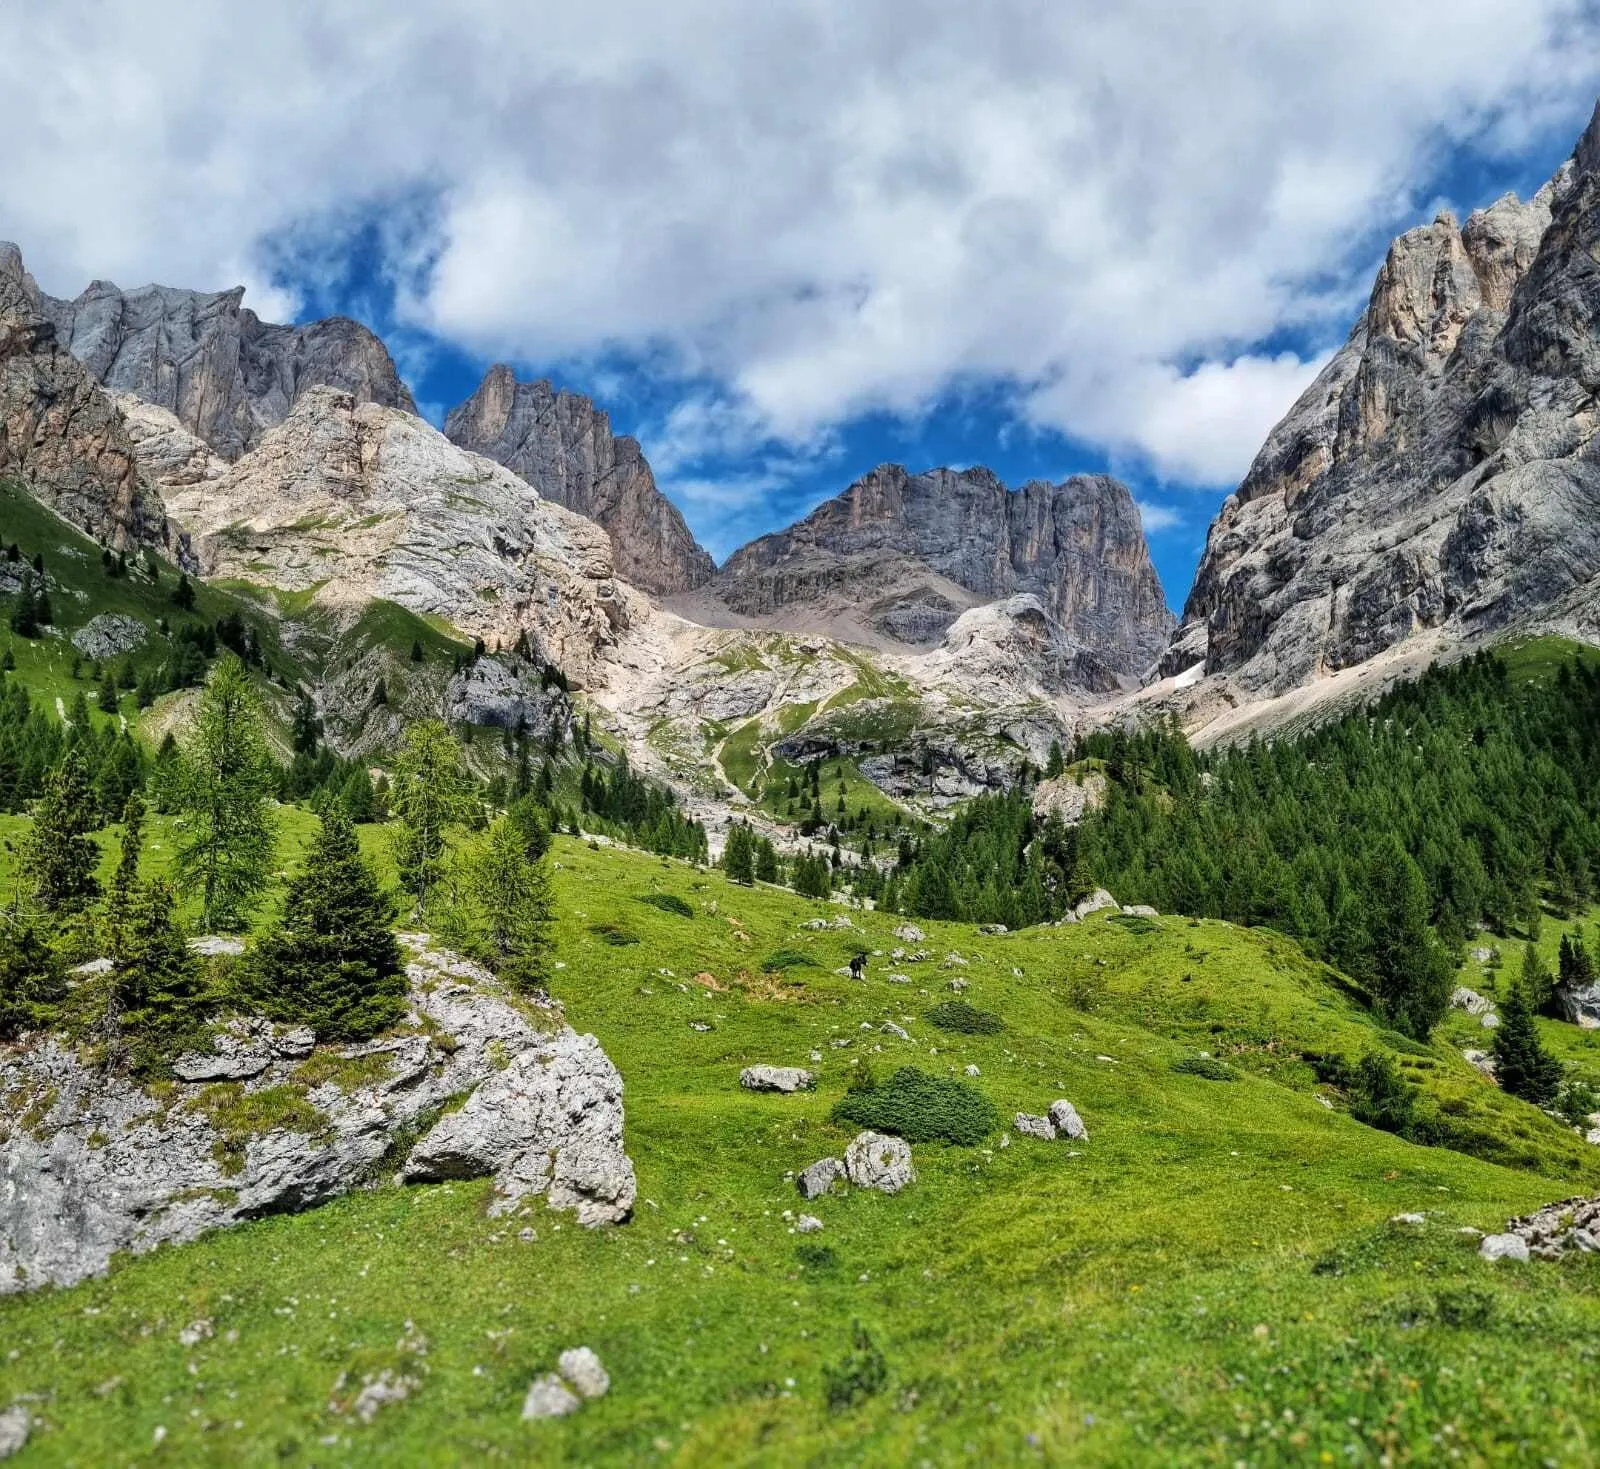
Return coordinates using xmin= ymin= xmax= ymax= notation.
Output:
xmin=1049 ymin=1100 xmax=1089 ymax=1140
xmin=797 ymin=1156 xmax=845 ymax=1199
xmin=1014 ymin=1113 xmax=1055 ymax=1140
xmin=739 ymin=1065 xmax=815 ymax=1094
xmin=1553 ymin=980 xmax=1600 ymax=1030
xmin=843 ymin=1131 xmax=915 ymax=1194
xmin=1479 ymin=1233 xmax=1531 ymax=1263
xmin=70 ymin=612 xmax=148 ymax=661
xmin=0 ymin=937 xmax=635 ymax=1294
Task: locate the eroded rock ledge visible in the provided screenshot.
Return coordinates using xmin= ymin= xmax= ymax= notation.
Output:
xmin=0 ymin=937 xmax=635 ymax=1295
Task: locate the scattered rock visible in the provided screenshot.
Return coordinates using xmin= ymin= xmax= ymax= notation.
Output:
xmin=964 ymin=1064 xmax=980 ymax=1077
xmin=0 ymin=1406 xmax=29 ymax=1460
xmin=1389 ymin=1213 xmax=1426 ymax=1227
xmin=941 ymin=953 xmax=969 ymax=969
xmin=522 ymin=1374 xmax=582 ymax=1420
xmin=886 ymin=973 xmax=911 ymax=985
xmin=1048 ymin=1100 xmax=1089 ymax=1141
xmin=1073 ymin=889 xmax=1118 ymax=920
xmin=1479 ymin=1233 xmax=1530 ymax=1263
xmin=1120 ymin=904 xmax=1158 ymax=917
xmin=351 ymin=1370 xmax=420 ymax=1424
xmin=272 ymin=1027 xmax=316 ymax=1059
xmin=1469 ymin=946 xmax=1494 ymax=964
xmin=893 ymin=924 xmax=925 ymax=943
xmin=188 ymin=935 xmax=246 ymax=958
xmin=71 ymin=612 xmax=148 ymax=661
xmin=1494 ymin=1195 xmax=1600 ymax=1259
xmin=843 ymin=1131 xmax=914 ymax=1194
xmin=1014 ymin=1113 xmax=1055 ymax=1140
xmin=879 ymin=1022 xmax=910 ymax=1041
xmin=797 ymin=1157 xmax=845 ymax=1199
xmin=1451 ymin=986 xmax=1494 ymax=1016
xmin=556 ymin=1347 xmax=610 ymax=1400
xmin=946 ymin=977 xmax=969 ymax=993
xmin=796 ymin=1214 xmax=824 ymax=1233
xmin=1463 ymin=1048 xmax=1497 ymax=1079
xmin=1479 ymin=1011 xmax=1499 ymax=1029
xmin=978 ymin=923 xmax=1008 ymax=935
xmin=739 ymin=1066 xmax=814 ymax=1094
xmin=178 ymin=1318 xmax=214 ymax=1347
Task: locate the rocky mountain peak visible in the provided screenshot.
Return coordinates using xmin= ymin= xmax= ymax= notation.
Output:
xmin=33 ymin=271 xmax=414 ymax=461
xmin=1172 ymin=99 xmax=1600 ymax=697
xmin=445 ymin=366 xmax=714 ymax=598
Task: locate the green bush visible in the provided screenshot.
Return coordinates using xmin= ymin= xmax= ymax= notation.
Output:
xmin=830 ymin=1066 xmax=998 ymax=1145
xmin=924 ymin=999 xmax=1002 ymax=1034
xmin=638 ymin=892 xmax=693 ymax=919
xmin=761 ymin=948 xmax=817 ymax=973
xmin=822 ymin=1323 xmax=887 ymax=1412
xmin=589 ymin=923 xmax=640 ymax=946
xmin=1171 ymin=1055 xmax=1236 ymax=1081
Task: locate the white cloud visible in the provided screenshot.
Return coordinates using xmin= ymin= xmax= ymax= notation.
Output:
xmin=1135 ymin=500 xmax=1184 ymax=535
xmin=0 ymin=0 xmax=1596 ymax=491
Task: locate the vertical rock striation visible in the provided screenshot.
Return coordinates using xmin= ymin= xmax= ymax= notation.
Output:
xmin=446 ymin=365 xmax=714 ymax=597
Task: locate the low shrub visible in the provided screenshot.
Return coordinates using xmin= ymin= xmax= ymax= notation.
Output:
xmin=762 ymin=948 xmax=817 ymax=973
xmin=831 ymin=1066 xmax=998 ymax=1145
xmin=822 ymin=1323 xmax=887 ymax=1412
xmin=924 ymin=1000 xmax=1002 ymax=1035
xmin=589 ymin=923 xmax=640 ymax=946
xmin=1171 ymin=1055 xmax=1235 ymax=1081
xmin=638 ymin=893 xmax=693 ymax=919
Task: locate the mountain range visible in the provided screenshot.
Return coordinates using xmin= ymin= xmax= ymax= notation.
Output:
xmin=4 ymin=99 xmax=1600 ymax=804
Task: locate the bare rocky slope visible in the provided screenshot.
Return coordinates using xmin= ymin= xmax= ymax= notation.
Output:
xmin=700 ymin=463 xmax=1173 ymax=691
xmin=1168 ymin=102 xmax=1600 ymax=699
xmin=30 ymin=261 xmax=414 ymax=461
xmin=445 ymin=365 xmax=715 ymax=597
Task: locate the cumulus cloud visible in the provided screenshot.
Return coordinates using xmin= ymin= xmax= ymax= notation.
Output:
xmin=1 ymin=0 xmax=1596 ymax=493
xmin=1135 ymin=501 xmax=1185 ymax=536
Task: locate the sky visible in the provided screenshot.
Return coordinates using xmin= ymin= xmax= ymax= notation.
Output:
xmin=3 ymin=2 xmax=1598 ymax=611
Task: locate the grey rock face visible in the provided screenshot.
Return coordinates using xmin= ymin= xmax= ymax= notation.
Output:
xmin=36 ymin=273 xmax=414 ymax=460
xmin=446 ymin=366 xmax=713 ymax=596
xmin=739 ymin=1065 xmax=815 ymax=1093
xmin=713 ymin=463 xmax=1172 ymax=684
xmin=0 ymin=937 xmax=634 ymax=1294
xmin=1176 ymin=103 xmax=1600 ymax=695
xmin=444 ymin=658 xmax=572 ymax=735
xmin=0 ymin=244 xmax=164 ymax=549
xmin=1554 ymin=979 xmax=1600 ymax=1029
xmin=843 ymin=1130 xmax=915 ymax=1193
xmin=797 ymin=1156 xmax=845 ymax=1198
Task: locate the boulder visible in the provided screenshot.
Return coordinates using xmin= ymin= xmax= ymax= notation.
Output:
xmin=893 ymin=924 xmax=925 ymax=943
xmin=1553 ymin=980 xmax=1600 ymax=1030
xmin=70 ymin=612 xmax=147 ymax=661
xmin=797 ymin=1157 xmax=845 ymax=1199
xmin=879 ymin=1022 xmax=910 ymax=1041
xmin=1073 ymin=889 xmax=1118 ymax=920
xmin=844 ymin=1131 xmax=914 ymax=1194
xmin=522 ymin=1375 xmax=581 ymax=1420
xmin=1048 ymin=1100 xmax=1089 ymax=1141
xmin=188 ymin=935 xmax=247 ymax=958
xmin=1120 ymin=904 xmax=1158 ymax=918
xmin=739 ymin=1066 xmax=814 ymax=1094
xmin=0 ymin=1407 xmax=28 ymax=1460
xmin=1479 ymin=1233 xmax=1530 ymax=1263
xmin=796 ymin=1214 xmax=824 ymax=1233
xmin=557 ymin=1347 xmax=610 ymax=1400
xmin=1014 ymin=1113 xmax=1055 ymax=1140
xmin=1451 ymin=986 xmax=1494 ymax=1016
xmin=1463 ymin=1048 xmax=1497 ymax=1079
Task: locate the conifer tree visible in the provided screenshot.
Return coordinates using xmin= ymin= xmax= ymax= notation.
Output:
xmin=754 ymin=834 xmax=779 ymax=884
xmin=171 ymin=572 xmax=196 ymax=610
xmin=438 ymin=814 xmax=552 ymax=993
xmin=114 ymin=877 xmax=206 ymax=1056
xmin=251 ymin=809 xmax=403 ymax=1040
xmin=1492 ymin=974 xmax=1563 ymax=1105
xmin=21 ymin=751 xmax=101 ymax=914
xmin=0 ymin=912 xmax=64 ymax=1039
xmin=723 ymin=823 xmax=755 ymax=884
xmin=1364 ymin=837 xmax=1454 ymax=1039
xmin=1046 ymin=739 xmax=1065 ymax=779
xmin=391 ymin=719 xmax=474 ymax=914
xmin=97 ymin=671 xmax=119 ymax=713
xmin=176 ymin=655 xmax=278 ymax=931
xmin=102 ymin=792 xmax=145 ymax=965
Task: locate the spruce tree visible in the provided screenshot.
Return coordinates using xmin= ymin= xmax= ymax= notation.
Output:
xmin=723 ymin=823 xmax=755 ymax=884
xmin=391 ymin=720 xmax=474 ymax=914
xmin=102 ymin=792 xmax=145 ymax=965
xmin=176 ymin=654 xmax=278 ymax=931
xmin=21 ymin=751 xmax=101 ymax=914
xmin=1492 ymin=975 xmax=1563 ymax=1105
xmin=97 ymin=671 xmax=119 ymax=713
xmin=115 ymin=877 xmax=206 ymax=1058
xmin=439 ymin=814 xmax=552 ymax=994
xmin=754 ymin=835 xmax=779 ymax=884
xmin=0 ymin=913 xmax=64 ymax=1039
xmin=251 ymin=809 xmax=403 ymax=1040
xmin=1365 ymin=838 xmax=1454 ymax=1039
xmin=171 ymin=572 xmax=196 ymax=610
xmin=1046 ymin=739 xmax=1065 ymax=779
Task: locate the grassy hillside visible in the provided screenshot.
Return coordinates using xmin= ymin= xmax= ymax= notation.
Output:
xmin=4 ymin=838 xmax=1600 ymax=1465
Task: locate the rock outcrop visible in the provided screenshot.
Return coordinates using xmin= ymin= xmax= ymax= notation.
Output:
xmin=0 ymin=244 xmax=164 ymax=548
xmin=0 ymin=937 xmax=635 ymax=1295
xmin=1173 ymin=103 xmax=1600 ymax=696
xmin=155 ymin=386 xmax=632 ymax=685
xmin=35 ymin=270 xmax=413 ymax=460
xmin=446 ymin=366 xmax=714 ymax=597
xmin=706 ymin=463 xmax=1172 ymax=687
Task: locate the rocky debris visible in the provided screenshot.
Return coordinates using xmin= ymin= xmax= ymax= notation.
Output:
xmin=350 ymin=1370 xmax=421 ymax=1424
xmin=156 ymin=386 xmax=630 ymax=691
xmin=1121 ymin=904 xmax=1159 ymax=918
xmin=1553 ymin=977 xmax=1600 ymax=1030
xmin=796 ymin=1214 xmax=824 ymax=1233
xmin=522 ymin=1346 xmax=610 ymax=1420
xmin=1470 ymin=946 xmax=1495 ymax=963
xmin=0 ymin=242 xmax=163 ymax=550
xmin=1049 ymin=1100 xmax=1089 ymax=1141
xmin=189 ymin=935 xmax=246 ymax=958
xmin=1495 ymin=1195 xmax=1600 ymax=1260
xmin=879 ymin=1022 xmax=910 ymax=1041
xmin=178 ymin=1319 xmax=214 ymax=1347
xmin=964 ymin=1064 xmax=980 ymax=1077
xmin=0 ymin=1406 xmax=29 ymax=1459
xmin=1479 ymin=1011 xmax=1500 ymax=1030
xmin=1451 ymin=986 xmax=1495 ymax=1017
xmin=36 ymin=268 xmax=413 ymax=460
xmin=893 ymin=924 xmax=925 ymax=943
xmin=1479 ymin=1233 xmax=1531 ymax=1263
xmin=1463 ymin=1048 xmax=1497 ymax=1079
xmin=797 ymin=1156 xmax=845 ymax=1199
xmin=843 ymin=1131 xmax=915 ymax=1194
xmin=1030 ymin=772 xmax=1107 ymax=825
xmin=0 ymin=937 xmax=634 ymax=1294
xmin=739 ymin=1065 xmax=815 ymax=1094
xmin=708 ymin=462 xmax=1172 ymax=683
xmin=171 ymin=1016 xmax=301 ymax=1082
xmin=446 ymin=365 xmax=713 ymax=597
xmin=70 ymin=612 xmax=148 ymax=661
xmin=946 ymin=977 xmax=969 ymax=993
xmin=1073 ymin=890 xmax=1118 ymax=920
xmin=1172 ymin=105 xmax=1600 ymax=699
xmin=1014 ymin=1113 xmax=1055 ymax=1140
xmin=1389 ymin=1212 xmax=1427 ymax=1227
xmin=445 ymin=658 xmax=571 ymax=735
